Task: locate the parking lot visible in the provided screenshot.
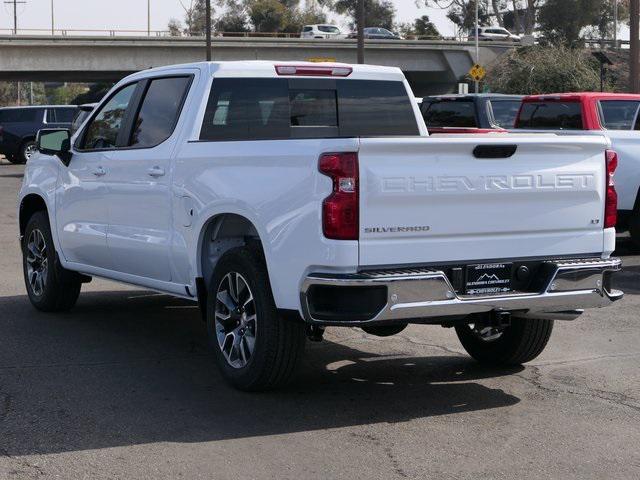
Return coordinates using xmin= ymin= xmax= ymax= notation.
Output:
xmin=0 ymin=157 xmax=639 ymax=479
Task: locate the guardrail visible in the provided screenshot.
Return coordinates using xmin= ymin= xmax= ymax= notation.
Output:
xmin=0 ymin=28 xmax=467 ymax=42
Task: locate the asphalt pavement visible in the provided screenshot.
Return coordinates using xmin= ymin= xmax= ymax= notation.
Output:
xmin=0 ymin=157 xmax=639 ymax=480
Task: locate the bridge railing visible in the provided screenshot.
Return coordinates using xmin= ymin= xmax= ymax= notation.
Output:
xmin=0 ymin=28 xmax=468 ymax=43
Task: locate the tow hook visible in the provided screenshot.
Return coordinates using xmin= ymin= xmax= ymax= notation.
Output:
xmin=307 ymin=325 xmax=325 ymax=342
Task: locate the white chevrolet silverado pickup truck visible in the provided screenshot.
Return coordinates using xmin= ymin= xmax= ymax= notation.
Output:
xmin=18 ymin=61 xmax=623 ymax=391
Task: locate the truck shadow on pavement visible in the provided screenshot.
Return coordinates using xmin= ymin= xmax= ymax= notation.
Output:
xmin=0 ymin=290 xmax=521 ymax=456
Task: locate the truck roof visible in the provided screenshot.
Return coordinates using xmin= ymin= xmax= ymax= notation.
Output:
xmin=523 ymin=92 xmax=640 ymax=102
xmin=125 ymin=60 xmax=407 ymax=82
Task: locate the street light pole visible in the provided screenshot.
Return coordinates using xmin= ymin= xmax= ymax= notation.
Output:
xmin=631 ymin=0 xmax=639 ymax=92
xmin=147 ymin=0 xmax=150 ymax=36
xmin=51 ymin=0 xmax=54 ymax=35
xmin=205 ymin=0 xmax=212 ymax=61
xmin=475 ymin=0 xmax=480 ymax=93
xmin=357 ymin=0 xmax=365 ymax=64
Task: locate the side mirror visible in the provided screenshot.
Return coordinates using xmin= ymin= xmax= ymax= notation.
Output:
xmin=36 ymin=129 xmax=72 ymax=166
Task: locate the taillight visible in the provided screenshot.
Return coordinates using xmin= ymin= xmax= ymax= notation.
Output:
xmin=319 ymin=152 xmax=359 ymax=240
xmin=605 ymin=149 xmax=618 ymax=229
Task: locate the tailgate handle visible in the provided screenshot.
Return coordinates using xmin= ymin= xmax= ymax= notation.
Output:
xmin=473 ymin=145 xmax=517 ymax=159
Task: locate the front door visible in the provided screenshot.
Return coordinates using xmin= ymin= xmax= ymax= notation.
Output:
xmin=55 ymin=82 xmax=139 ymax=271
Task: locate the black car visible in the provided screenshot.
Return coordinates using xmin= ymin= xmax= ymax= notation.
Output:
xmin=348 ymin=27 xmax=401 ymax=40
xmin=0 ymin=105 xmax=78 ymax=164
xmin=420 ymin=94 xmax=523 ymax=133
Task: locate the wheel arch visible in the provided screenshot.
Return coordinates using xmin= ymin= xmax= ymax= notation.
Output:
xmin=198 ymin=213 xmax=266 ymax=281
xmin=196 ymin=213 xmax=268 ymax=318
xmin=19 ymin=193 xmax=49 ymax=239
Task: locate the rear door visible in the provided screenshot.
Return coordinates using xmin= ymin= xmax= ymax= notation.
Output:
xmin=358 ymin=135 xmax=608 ymax=266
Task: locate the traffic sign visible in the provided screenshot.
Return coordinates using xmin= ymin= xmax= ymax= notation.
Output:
xmin=469 ymin=63 xmax=486 ymax=82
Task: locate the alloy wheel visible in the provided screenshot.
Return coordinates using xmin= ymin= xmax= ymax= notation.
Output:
xmin=25 ymin=229 xmax=48 ymax=297
xmin=214 ymin=272 xmax=257 ymax=369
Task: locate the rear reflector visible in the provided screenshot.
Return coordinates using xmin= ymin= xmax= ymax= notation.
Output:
xmin=275 ymin=65 xmax=353 ymax=77
xmin=319 ymin=152 xmax=359 ymax=240
xmin=605 ymin=150 xmax=618 ymax=229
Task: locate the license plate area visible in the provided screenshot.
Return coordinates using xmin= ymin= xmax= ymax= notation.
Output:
xmin=465 ymin=263 xmax=513 ymax=295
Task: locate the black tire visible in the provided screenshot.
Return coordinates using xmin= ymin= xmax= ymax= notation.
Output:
xmin=22 ymin=211 xmax=82 ymax=312
xmin=5 ymin=154 xmax=22 ymax=165
xmin=207 ymin=246 xmax=306 ymax=391
xmin=18 ymin=140 xmax=37 ymax=164
xmin=455 ymin=317 xmax=553 ymax=365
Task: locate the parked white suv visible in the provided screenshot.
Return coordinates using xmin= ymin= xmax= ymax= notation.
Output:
xmin=19 ymin=61 xmax=622 ymax=391
xmin=300 ymin=24 xmax=345 ymax=39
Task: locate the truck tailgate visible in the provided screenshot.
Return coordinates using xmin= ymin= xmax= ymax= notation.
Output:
xmin=358 ymin=135 xmax=609 ymax=266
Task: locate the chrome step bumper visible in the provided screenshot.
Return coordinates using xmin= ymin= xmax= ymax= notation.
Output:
xmin=300 ymin=258 xmax=623 ymax=325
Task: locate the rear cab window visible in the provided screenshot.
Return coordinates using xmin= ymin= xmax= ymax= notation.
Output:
xmin=199 ymin=77 xmax=420 ymax=141
xmin=517 ymin=101 xmax=583 ymax=130
xmin=598 ymin=100 xmax=640 ymax=130
xmin=421 ymin=100 xmax=477 ymax=128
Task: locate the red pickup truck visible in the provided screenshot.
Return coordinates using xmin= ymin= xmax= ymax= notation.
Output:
xmin=515 ymin=92 xmax=640 ymax=246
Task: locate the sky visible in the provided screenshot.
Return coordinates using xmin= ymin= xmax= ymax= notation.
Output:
xmin=0 ymin=0 xmax=629 ymax=40
xmin=0 ymin=0 xmax=459 ymax=37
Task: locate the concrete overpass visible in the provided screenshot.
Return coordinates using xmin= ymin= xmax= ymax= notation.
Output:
xmin=0 ymin=35 xmax=515 ymax=95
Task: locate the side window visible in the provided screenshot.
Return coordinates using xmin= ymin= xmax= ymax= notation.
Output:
xmin=200 ymin=78 xmax=290 ymax=141
xmin=81 ymin=83 xmax=137 ymax=150
xmin=599 ymin=101 xmax=640 ymax=130
xmin=45 ymin=109 xmax=56 ymax=123
xmin=129 ymin=76 xmax=191 ymax=148
xmin=56 ymin=108 xmax=77 ymax=123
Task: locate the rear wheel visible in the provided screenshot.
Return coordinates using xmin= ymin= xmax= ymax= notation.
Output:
xmin=455 ymin=316 xmax=553 ymax=365
xmin=207 ymin=247 xmax=306 ymax=391
xmin=22 ymin=211 xmax=82 ymax=312
xmin=5 ymin=154 xmax=22 ymax=165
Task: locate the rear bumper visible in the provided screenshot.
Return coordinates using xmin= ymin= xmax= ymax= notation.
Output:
xmin=300 ymin=258 xmax=623 ymax=326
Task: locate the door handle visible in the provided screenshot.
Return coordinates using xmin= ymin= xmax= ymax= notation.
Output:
xmin=147 ymin=166 xmax=165 ymax=178
xmin=93 ymin=166 xmax=106 ymax=177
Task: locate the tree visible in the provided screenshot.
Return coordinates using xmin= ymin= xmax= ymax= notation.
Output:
xmin=332 ymin=0 xmax=396 ymax=30
xmin=71 ymin=83 xmax=114 ymax=105
xmin=49 ymin=84 xmax=88 ymax=105
xmin=484 ymin=45 xmax=602 ymax=94
xmin=177 ymin=0 xmax=215 ymax=35
xmin=247 ymin=0 xmax=289 ymax=32
xmin=215 ymin=1 xmax=250 ymax=32
xmin=399 ymin=15 xmax=441 ymax=39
